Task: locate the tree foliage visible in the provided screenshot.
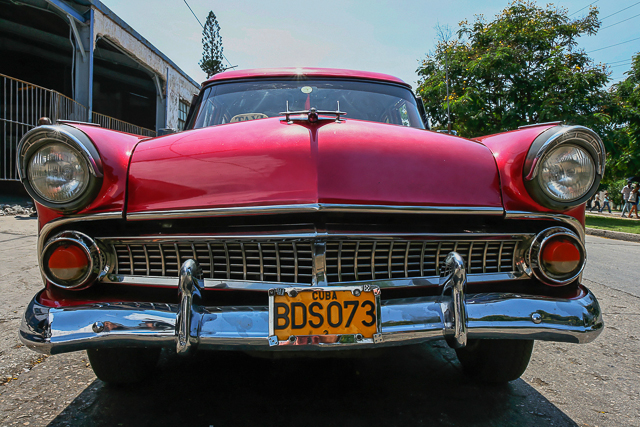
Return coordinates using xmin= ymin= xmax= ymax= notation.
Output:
xmin=417 ymin=1 xmax=610 ymax=137
xmin=200 ymin=11 xmax=224 ymax=78
xmin=604 ymin=53 xmax=640 ymax=180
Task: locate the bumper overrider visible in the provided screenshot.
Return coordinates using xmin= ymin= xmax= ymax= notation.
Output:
xmin=20 ymin=252 xmax=603 ymax=355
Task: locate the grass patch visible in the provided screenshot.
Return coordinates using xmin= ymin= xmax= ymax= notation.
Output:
xmin=585 ymin=215 xmax=640 ymax=235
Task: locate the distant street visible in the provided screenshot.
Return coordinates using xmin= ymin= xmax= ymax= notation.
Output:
xmin=0 ymin=217 xmax=638 ymax=427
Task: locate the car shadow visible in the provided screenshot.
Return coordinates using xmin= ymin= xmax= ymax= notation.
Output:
xmin=47 ymin=341 xmax=579 ymax=427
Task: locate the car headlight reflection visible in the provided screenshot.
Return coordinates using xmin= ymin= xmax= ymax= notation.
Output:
xmin=27 ymin=142 xmax=90 ymax=203
xmin=538 ymin=144 xmax=595 ymax=202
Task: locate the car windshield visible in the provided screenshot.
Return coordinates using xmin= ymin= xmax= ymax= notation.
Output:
xmin=188 ymin=78 xmax=425 ymax=129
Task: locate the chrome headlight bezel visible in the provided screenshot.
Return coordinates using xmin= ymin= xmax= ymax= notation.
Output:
xmin=18 ymin=125 xmax=103 ymax=212
xmin=523 ymin=125 xmax=605 ymax=210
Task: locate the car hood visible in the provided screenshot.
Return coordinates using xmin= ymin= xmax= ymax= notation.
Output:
xmin=126 ymin=118 xmax=503 ymax=215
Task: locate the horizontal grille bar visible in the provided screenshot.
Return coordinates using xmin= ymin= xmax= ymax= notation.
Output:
xmin=105 ymin=238 xmax=522 ymax=285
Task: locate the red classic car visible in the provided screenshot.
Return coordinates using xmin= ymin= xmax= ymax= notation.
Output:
xmin=18 ymin=67 xmax=604 ymax=384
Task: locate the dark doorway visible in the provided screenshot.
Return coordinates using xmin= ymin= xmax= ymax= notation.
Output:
xmin=93 ymin=39 xmax=157 ymax=131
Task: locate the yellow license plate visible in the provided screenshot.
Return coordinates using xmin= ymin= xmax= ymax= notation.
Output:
xmin=268 ymin=286 xmax=380 ymax=345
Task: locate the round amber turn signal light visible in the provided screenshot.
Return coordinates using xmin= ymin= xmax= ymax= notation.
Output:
xmin=540 ymin=237 xmax=581 ymax=276
xmin=47 ymin=244 xmax=89 ymax=282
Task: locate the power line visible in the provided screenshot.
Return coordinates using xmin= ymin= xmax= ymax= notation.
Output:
xmin=601 ymin=1 xmax=640 ymax=20
xmin=609 ymin=62 xmax=633 ymax=68
xmin=587 ymin=36 xmax=640 ymax=53
xmin=183 ymin=0 xmax=204 ymax=27
xmin=182 ymin=0 xmax=234 ymax=69
xmin=609 ymin=58 xmax=635 ymax=64
xmin=570 ymin=0 xmax=599 ymax=17
xmin=601 ymin=12 xmax=640 ymax=29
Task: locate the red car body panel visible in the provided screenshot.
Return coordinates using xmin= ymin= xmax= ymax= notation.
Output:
xmin=204 ymin=67 xmax=410 ymax=88
xmin=127 ymin=118 xmax=503 ymax=214
xmin=476 ymin=124 xmax=586 ymax=226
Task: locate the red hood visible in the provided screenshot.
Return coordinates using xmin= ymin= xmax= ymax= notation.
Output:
xmin=126 ymin=118 xmax=503 ymax=214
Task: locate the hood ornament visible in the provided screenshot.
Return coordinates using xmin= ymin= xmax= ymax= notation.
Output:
xmin=279 ymin=101 xmax=346 ymax=124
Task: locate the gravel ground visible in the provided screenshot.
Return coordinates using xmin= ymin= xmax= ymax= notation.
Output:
xmin=0 ymin=216 xmax=43 ymax=388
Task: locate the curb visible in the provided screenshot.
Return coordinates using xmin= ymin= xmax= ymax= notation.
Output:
xmin=585 ymin=227 xmax=640 ymax=243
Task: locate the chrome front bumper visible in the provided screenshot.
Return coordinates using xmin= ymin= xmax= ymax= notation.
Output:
xmin=20 ymin=255 xmax=604 ymax=355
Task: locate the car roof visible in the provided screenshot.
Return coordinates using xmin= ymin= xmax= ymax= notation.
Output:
xmin=203 ymin=67 xmax=411 ymax=88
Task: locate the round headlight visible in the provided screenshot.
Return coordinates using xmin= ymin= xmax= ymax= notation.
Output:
xmin=27 ymin=142 xmax=90 ymax=203
xmin=537 ymin=144 xmax=595 ymax=202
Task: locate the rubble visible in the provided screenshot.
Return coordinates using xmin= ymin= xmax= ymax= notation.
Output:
xmin=0 ymin=203 xmax=36 ymax=217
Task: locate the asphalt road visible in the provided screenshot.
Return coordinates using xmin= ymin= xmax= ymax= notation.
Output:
xmin=0 ymin=216 xmax=638 ymax=427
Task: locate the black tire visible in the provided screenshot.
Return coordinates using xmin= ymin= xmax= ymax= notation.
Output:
xmin=87 ymin=347 xmax=161 ymax=385
xmin=455 ymin=339 xmax=534 ymax=384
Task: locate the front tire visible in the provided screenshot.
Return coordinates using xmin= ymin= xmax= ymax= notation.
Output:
xmin=455 ymin=339 xmax=534 ymax=384
xmin=87 ymin=348 xmax=161 ymax=385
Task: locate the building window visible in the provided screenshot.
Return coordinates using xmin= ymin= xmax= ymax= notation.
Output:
xmin=178 ymin=99 xmax=189 ymax=130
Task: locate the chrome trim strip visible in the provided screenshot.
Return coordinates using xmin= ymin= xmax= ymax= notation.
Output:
xmin=504 ymin=211 xmax=585 ymax=242
xmin=127 ymin=245 xmax=134 ymax=276
xmin=20 ymin=284 xmax=603 ymax=354
xmin=292 ymin=241 xmax=299 ymax=283
xmin=143 ymin=245 xmax=150 ymax=276
xmin=126 ymin=204 xmax=505 ymax=220
xmin=101 ymin=271 xmax=529 ymax=290
xmin=223 ymin=242 xmax=230 ymax=279
xmin=159 ymin=244 xmax=166 ymax=276
xmin=207 ymin=243 xmax=214 ymax=279
xmin=312 ymin=241 xmax=327 ymax=286
xmin=354 ymin=242 xmax=360 ymax=281
xmin=337 ymin=242 xmax=343 ymax=282
xmin=404 ymin=242 xmax=410 ymax=277
xmin=258 ymin=242 xmax=264 ymax=281
xmin=275 ymin=242 xmax=281 ymax=282
xmin=98 ymin=232 xmax=533 ymax=242
xmin=240 ymin=242 xmax=247 ymax=280
xmin=518 ymin=121 xmax=562 ymax=129
xmin=371 ymin=241 xmax=377 ymax=280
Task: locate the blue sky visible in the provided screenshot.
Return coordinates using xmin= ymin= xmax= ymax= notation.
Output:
xmin=102 ymin=0 xmax=640 ymax=89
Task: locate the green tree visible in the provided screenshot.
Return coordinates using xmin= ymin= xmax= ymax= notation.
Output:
xmin=200 ymin=11 xmax=225 ymax=78
xmin=417 ymin=0 xmax=610 ymax=137
xmin=605 ymin=53 xmax=640 ymax=181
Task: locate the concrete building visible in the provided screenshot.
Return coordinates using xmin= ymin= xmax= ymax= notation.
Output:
xmin=1 ymin=0 xmax=201 ymax=180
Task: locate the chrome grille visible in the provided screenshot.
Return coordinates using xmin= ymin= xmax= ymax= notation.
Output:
xmin=108 ymin=238 xmax=520 ymax=285
xmin=113 ymin=242 xmax=313 ymax=283
xmin=324 ymin=240 xmax=517 ymax=283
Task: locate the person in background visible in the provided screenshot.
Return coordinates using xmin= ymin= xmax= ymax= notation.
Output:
xmin=590 ymin=194 xmax=601 ymax=212
xmin=621 ymin=182 xmax=633 ymax=217
xmin=628 ymin=184 xmax=639 ymax=219
xmin=600 ymin=192 xmax=612 ymax=214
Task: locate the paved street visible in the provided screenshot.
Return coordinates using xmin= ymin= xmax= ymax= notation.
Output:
xmin=0 ymin=216 xmax=638 ymax=427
